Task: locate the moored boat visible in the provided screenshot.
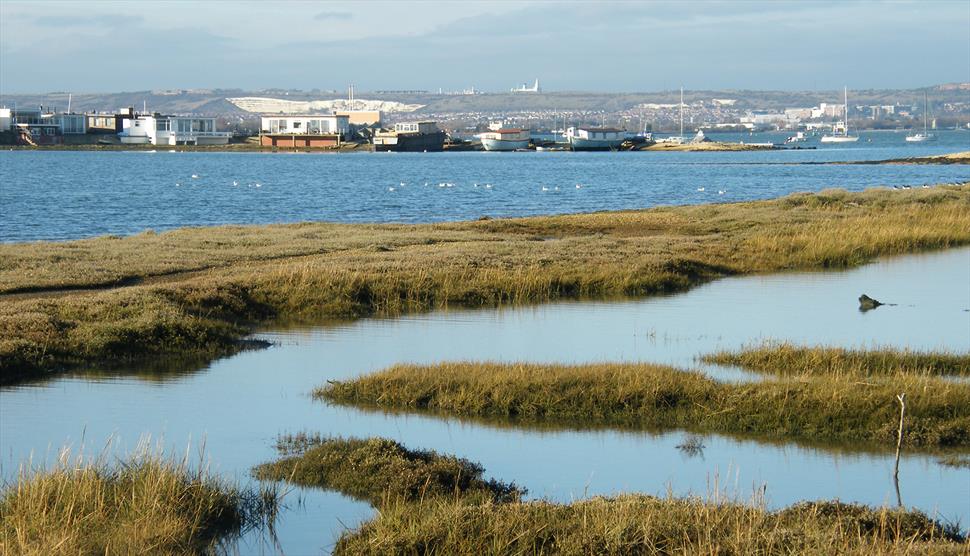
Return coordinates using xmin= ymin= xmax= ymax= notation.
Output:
xmin=565 ymin=127 xmax=628 ymax=151
xmin=906 ymin=93 xmax=936 ymax=142
xmin=480 ymin=128 xmax=531 ymax=151
xmin=820 ymin=87 xmax=859 ymax=143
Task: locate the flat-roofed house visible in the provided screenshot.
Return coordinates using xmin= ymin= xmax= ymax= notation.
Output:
xmin=119 ymin=114 xmax=231 ymax=145
xmin=259 ymin=115 xmax=350 ymax=148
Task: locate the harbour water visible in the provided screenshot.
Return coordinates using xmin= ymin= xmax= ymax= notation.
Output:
xmin=2 ymin=248 xmax=968 ymax=554
xmin=1 ymin=130 xmax=968 ymax=242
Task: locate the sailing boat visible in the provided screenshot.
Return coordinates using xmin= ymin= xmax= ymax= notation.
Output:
xmin=820 ymin=87 xmax=859 ymax=143
xmin=905 ymin=92 xmax=936 ymax=142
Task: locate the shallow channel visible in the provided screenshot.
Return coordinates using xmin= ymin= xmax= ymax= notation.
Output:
xmin=1 ymin=248 xmax=968 ymax=554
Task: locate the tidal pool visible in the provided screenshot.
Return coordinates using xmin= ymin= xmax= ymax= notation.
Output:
xmin=2 ymin=248 xmax=968 ymax=554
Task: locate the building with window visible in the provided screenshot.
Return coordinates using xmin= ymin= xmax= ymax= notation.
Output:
xmin=259 ymin=114 xmax=350 ymax=148
xmin=119 ymin=114 xmax=230 ymax=145
xmin=2 ymin=108 xmax=62 ymax=144
xmin=57 ymin=114 xmax=88 ymax=134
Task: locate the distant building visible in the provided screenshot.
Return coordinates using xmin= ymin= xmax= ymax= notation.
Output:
xmin=784 ymin=108 xmax=813 ymax=121
xmin=511 ymin=79 xmax=541 ymax=93
xmin=811 ymin=103 xmax=845 ymax=119
xmin=259 ymin=114 xmax=349 ymax=148
xmin=120 ymin=114 xmax=230 ymax=145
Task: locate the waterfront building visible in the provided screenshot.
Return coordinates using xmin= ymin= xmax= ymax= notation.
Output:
xmin=120 ymin=114 xmax=230 ymax=145
xmin=258 ymin=114 xmax=350 ymax=148
xmin=2 ymin=107 xmax=62 ymax=144
xmin=373 ymin=121 xmax=446 ymax=152
xmin=56 ymin=113 xmax=87 ymax=134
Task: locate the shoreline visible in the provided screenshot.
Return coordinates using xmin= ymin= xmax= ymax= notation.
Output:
xmin=4 ymin=142 xmax=967 ymax=160
xmin=2 ymin=185 xmax=969 ymax=385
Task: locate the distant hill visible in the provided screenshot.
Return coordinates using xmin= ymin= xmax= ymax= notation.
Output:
xmin=1 ymin=85 xmax=966 ymax=116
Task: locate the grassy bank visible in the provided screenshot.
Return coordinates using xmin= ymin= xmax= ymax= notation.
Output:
xmin=336 ymin=495 xmax=966 ymax=555
xmin=253 ymin=435 xmax=522 ymax=505
xmin=256 ymin=436 xmax=966 ymax=554
xmin=319 ymin=358 xmax=970 ymax=448
xmin=0 ymin=450 xmax=274 ymax=555
xmin=703 ymin=343 xmax=970 ymax=378
xmin=848 ymin=151 xmax=970 ymax=165
xmin=3 ymin=185 xmax=969 ymax=384
xmin=641 ymin=141 xmax=775 ymax=151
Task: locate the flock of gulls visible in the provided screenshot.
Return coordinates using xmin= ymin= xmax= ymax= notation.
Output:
xmin=386 ymin=181 xmax=587 ymax=193
xmin=174 ymin=174 xmax=261 ymax=188
xmin=168 ymin=176 xmax=936 ymax=194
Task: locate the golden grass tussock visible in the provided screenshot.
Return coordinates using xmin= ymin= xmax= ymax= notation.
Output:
xmin=319 ymin=359 xmax=970 ymax=448
xmin=254 ymin=436 xmax=966 ymax=554
xmin=253 ymin=435 xmax=523 ymax=505
xmin=334 ymin=494 xmax=967 ymax=555
xmin=703 ymin=343 xmax=970 ymax=378
xmin=3 ymin=185 xmax=970 ymax=383
xmin=0 ymin=446 xmax=276 ymax=556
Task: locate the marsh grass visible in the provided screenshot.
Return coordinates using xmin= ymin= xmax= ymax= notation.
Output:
xmin=937 ymin=455 xmax=970 ymax=469
xmin=253 ymin=435 xmax=523 ymax=505
xmin=0 ymin=444 xmax=277 ymax=556
xmin=703 ymin=343 xmax=970 ymax=378
xmin=319 ymin=360 xmax=970 ymax=448
xmin=334 ymin=494 xmax=967 ymax=555
xmin=3 ymin=185 xmax=970 ymax=383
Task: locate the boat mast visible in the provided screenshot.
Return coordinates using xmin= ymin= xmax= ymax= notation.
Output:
xmin=843 ymin=86 xmax=848 ymax=136
xmin=924 ymin=92 xmax=929 ymax=135
xmin=679 ymin=87 xmax=684 ymax=138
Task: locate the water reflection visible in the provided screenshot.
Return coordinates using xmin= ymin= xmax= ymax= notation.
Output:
xmin=1 ymin=248 xmax=968 ymax=553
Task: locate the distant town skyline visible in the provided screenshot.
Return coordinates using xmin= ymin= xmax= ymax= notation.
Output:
xmin=1 ymin=0 xmax=968 ymax=94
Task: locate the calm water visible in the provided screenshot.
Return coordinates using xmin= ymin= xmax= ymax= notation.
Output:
xmin=2 ymin=248 xmax=968 ymax=554
xmin=1 ymin=130 xmax=968 ymax=242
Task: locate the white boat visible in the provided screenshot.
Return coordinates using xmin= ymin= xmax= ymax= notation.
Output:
xmin=785 ymin=131 xmax=808 ymax=143
xmin=820 ymin=87 xmax=859 ymax=143
xmin=565 ymin=127 xmax=628 ymax=150
xmin=479 ymin=128 xmax=531 ymax=151
xmin=906 ymin=93 xmax=936 ymax=142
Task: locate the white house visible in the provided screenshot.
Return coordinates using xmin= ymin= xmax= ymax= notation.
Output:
xmin=260 ymin=115 xmax=350 ymax=136
xmin=120 ymin=115 xmax=230 ymax=145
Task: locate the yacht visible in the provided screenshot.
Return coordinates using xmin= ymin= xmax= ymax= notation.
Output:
xmin=820 ymin=87 xmax=859 ymax=143
xmin=906 ymin=93 xmax=936 ymax=142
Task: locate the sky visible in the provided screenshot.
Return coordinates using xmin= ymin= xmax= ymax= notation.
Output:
xmin=1 ymin=0 xmax=968 ymax=93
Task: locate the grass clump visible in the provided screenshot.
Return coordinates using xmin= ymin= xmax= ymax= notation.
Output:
xmin=3 ymin=185 xmax=970 ymax=383
xmin=334 ymin=494 xmax=966 ymax=555
xmin=703 ymin=343 xmax=970 ymax=378
xmin=0 ymin=448 xmax=275 ymax=555
xmin=253 ymin=435 xmax=523 ymax=505
xmin=319 ymin=360 xmax=970 ymax=448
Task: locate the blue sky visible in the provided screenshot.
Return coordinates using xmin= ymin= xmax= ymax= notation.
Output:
xmin=1 ymin=0 xmax=967 ymax=93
